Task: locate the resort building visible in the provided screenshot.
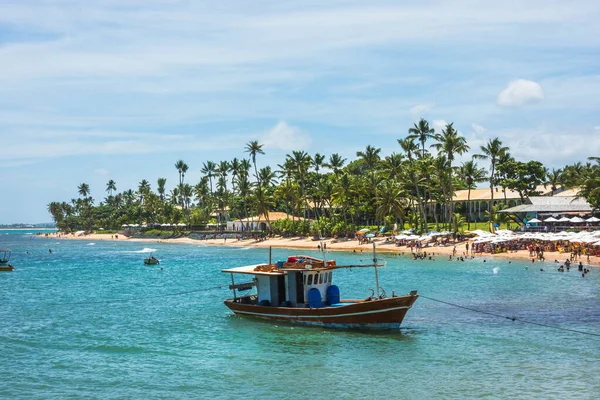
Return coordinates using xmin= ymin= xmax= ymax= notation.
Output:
xmin=226 ymin=212 xmax=305 ymax=231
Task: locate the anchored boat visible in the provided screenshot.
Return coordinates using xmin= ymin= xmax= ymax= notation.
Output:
xmin=144 ymin=255 xmax=159 ymax=265
xmin=222 ymin=245 xmax=418 ymax=329
xmin=0 ymin=248 xmax=14 ymax=271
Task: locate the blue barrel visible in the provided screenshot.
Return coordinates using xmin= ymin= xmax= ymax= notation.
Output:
xmin=277 ymin=260 xmax=284 ymax=269
xmin=326 ymin=285 xmax=340 ymax=305
xmin=307 ymin=288 xmax=322 ymax=308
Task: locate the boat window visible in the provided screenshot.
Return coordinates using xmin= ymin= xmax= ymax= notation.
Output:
xmin=307 ymin=274 xmax=313 ymax=285
xmin=319 ymin=274 xmax=323 ymax=284
xmin=324 ymin=273 xmax=328 ymax=284
xmin=303 ymin=274 xmax=307 ymax=285
xmin=314 ymin=274 xmax=319 ymax=285
xmin=329 ymin=272 xmax=332 ymax=282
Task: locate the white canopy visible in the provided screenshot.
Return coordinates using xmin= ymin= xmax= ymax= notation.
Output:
xmin=585 ymin=216 xmax=600 ymax=222
xmin=544 ymin=217 xmax=559 ymax=222
xmin=557 ymin=217 xmax=572 ymax=222
xmin=569 ymin=217 xmax=585 ymax=223
xmin=528 ymin=218 xmax=542 ymax=223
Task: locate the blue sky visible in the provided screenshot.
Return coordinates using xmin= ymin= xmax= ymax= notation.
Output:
xmin=1 ymin=0 xmax=600 ymax=223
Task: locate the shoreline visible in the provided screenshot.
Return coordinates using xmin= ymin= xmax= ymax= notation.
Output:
xmin=44 ymin=232 xmax=600 ymax=268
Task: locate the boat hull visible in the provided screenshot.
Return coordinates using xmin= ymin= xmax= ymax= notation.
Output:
xmin=224 ymin=294 xmax=418 ymax=329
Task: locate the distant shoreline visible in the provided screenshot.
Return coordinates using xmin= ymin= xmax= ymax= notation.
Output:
xmin=44 ymin=231 xmax=600 ymax=268
xmin=0 ymin=228 xmax=57 ymax=230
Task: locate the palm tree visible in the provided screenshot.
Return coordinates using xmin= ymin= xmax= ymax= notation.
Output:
xmin=545 ymin=168 xmax=562 ymax=194
xmin=175 ymin=159 xmax=189 ymax=206
xmin=312 ymin=153 xmax=325 ymax=173
xmin=245 ymin=140 xmax=264 ymax=186
xmin=106 ymin=180 xmax=116 ymax=197
xmin=398 ymin=137 xmax=427 ymax=232
xmin=431 ymin=123 xmax=469 ymax=231
xmin=78 ymin=183 xmax=90 ymax=198
xmin=459 ymin=160 xmax=487 ymax=230
xmin=157 ymin=178 xmax=167 ymax=202
xmin=408 ymin=118 xmax=436 ymax=158
xmin=474 ymin=138 xmax=509 ymax=232
xmin=325 ymin=153 xmax=346 ymax=175
xmin=201 ymin=161 xmax=217 ymax=194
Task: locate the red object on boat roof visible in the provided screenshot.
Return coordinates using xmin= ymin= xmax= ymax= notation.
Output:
xmin=287 ymin=256 xmax=297 ymax=263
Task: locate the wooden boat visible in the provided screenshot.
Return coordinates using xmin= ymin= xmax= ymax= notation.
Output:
xmin=222 ymin=245 xmax=418 ymax=329
xmin=144 ymin=256 xmax=159 ymax=265
xmin=0 ymin=264 xmax=14 ymax=271
xmin=0 ymin=248 xmax=11 ymax=265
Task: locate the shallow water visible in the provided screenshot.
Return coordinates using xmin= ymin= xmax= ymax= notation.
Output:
xmin=1 ymin=231 xmax=599 ymax=399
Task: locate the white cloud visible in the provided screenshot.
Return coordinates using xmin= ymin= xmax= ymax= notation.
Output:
xmin=432 ymin=119 xmax=448 ymax=133
xmin=260 ymin=121 xmax=311 ymax=151
xmin=497 ymin=79 xmax=544 ymax=107
xmin=93 ymin=169 xmax=109 ymax=176
xmin=471 ymin=123 xmax=487 ymax=135
xmin=409 ymin=103 xmax=435 ymax=119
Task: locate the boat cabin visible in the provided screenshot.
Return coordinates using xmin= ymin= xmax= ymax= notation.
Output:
xmin=0 ymin=248 xmax=11 ymax=265
xmin=222 ymin=255 xmax=341 ymax=308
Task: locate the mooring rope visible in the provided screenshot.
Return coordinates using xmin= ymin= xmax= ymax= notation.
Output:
xmin=419 ymin=294 xmax=600 ymax=338
xmin=45 ymin=285 xmax=226 ymax=306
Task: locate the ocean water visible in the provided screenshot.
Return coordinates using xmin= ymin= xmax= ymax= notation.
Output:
xmin=1 ymin=230 xmax=599 ymax=399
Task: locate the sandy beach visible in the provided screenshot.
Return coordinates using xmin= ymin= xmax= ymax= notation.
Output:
xmin=45 ymin=232 xmax=600 ymax=268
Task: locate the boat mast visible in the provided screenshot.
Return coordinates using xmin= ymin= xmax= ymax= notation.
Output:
xmin=372 ymin=243 xmax=380 ymax=298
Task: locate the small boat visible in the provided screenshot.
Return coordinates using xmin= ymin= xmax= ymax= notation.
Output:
xmin=144 ymin=255 xmax=159 ymax=265
xmin=222 ymin=245 xmax=418 ymax=329
xmin=0 ymin=249 xmax=14 ymax=271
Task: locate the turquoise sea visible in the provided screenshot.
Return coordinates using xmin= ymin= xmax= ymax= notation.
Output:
xmin=1 ymin=230 xmax=599 ymax=399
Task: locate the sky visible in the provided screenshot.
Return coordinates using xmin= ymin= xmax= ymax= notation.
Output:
xmin=1 ymin=0 xmax=600 ymax=223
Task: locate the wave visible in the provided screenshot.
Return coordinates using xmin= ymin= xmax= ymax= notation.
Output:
xmin=237 ymin=247 xmax=252 ymax=251
xmin=132 ymin=248 xmax=157 ymax=253
xmin=493 ymin=267 xmax=499 ymax=274
xmin=87 ymin=243 xmax=96 ymax=246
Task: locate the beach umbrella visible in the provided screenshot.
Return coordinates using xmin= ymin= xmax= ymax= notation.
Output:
xmin=366 ymin=233 xmax=376 ymax=238
xmin=544 ymin=217 xmax=559 ymax=222
xmin=528 ymin=218 xmax=542 ymax=223
xmin=586 ymin=216 xmax=600 ymax=222
xmin=557 ymin=217 xmax=571 ymax=222
xmin=570 ymin=217 xmax=585 ymax=223
xmin=359 ymin=228 xmax=370 ymax=233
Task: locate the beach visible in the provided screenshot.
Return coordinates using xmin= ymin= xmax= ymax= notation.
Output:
xmin=45 ymin=231 xmax=600 ymax=268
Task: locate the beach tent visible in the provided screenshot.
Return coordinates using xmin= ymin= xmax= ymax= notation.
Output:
xmin=544 ymin=217 xmax=559 ymax=222
xmin=557 ymin=217 xmax=572 ymax=222
xmin=570 ymin=217 xmax=585 ymax=223
xmin=586 ymin=216 xmax=600 ymax=222
xmin=528 ymin=218 xmax=542 ymax=223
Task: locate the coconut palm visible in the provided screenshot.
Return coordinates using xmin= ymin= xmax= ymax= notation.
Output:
xmin=157 ymin=178 xmax=167 ymax=202
xmin=325 ymin=153 xmax=347 ymax=175
xmin=474 ymin=138 xmax=509 ymax=232
xmin=431 ymin=123 xmax=469 ymax=231
xmin=398 ymin=137 xmax=427 ymax=232
xmin=78 ymin=183 xmax=90 ymax=198
xmin=106 ymin=180 xmax=116 ymax=196
xmin=245 ymin=140 xmax=264 ymax=186
xmin=408 ymin=118 xmax=436 ymax=158
xmin=201 ymin=161 xmax=217 ymax=194
xmin=459 ymin=160 xmax=487 ymax=230
xmin=175 ymin=159 xmax=189 ymax=206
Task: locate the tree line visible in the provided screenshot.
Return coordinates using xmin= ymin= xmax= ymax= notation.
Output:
xmin=47 ymin=120 xmax=600 ymax=235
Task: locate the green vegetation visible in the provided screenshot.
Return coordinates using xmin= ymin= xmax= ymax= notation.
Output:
xmin=46 ymin=119 xmax=600 ymax=235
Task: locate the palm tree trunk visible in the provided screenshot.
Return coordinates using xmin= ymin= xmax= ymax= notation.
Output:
xmin=467 ymin=188 xmax=472 ymax=230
